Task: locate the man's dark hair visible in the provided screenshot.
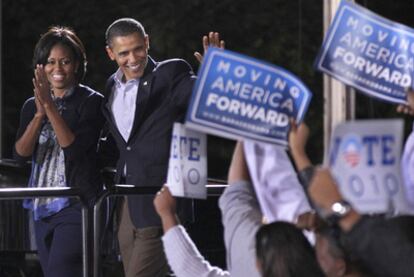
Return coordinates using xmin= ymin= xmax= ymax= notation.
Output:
xmin=105 ymin=18 xmax=146 ymax=47
xmin=33 ymin=26 xmax=87 ymax=83
xmin=316 ymin=224 xmax=370 ymax=276
xmin=256 ymin=221 xmax=324 ymax=277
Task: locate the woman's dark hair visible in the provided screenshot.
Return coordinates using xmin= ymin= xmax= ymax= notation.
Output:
xmin=32 ymin=26 xmax=87 ymax=83
xmin=255 ymin=221 xmax=324 ymax=277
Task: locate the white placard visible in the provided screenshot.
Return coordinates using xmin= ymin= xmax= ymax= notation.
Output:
xmin=329 ymin=119 xmax=412 ymax=214
xmin=244 ymin=140 xmax=312 ymax=223
xmin=166 ymin=123 xmax=207 ymax=199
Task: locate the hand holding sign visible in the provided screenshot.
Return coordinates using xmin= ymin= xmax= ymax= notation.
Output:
xmin=396 ymin=88 xmax=414 ymax=115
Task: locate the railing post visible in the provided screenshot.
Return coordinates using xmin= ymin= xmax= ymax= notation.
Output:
xmin=81 ymin=202 xmax=89 ymax=277
xmin=93 ymin=190 xmax=110 ymax=277
xmin=0 ymin=187 xmax=89 ymax=277
xmin=92 ymin=182 xmax=227 ymax=277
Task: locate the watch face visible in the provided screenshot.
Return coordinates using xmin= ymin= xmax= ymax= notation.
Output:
xmin=332 ymin=201 xmax=351 ymax=216
xmin=325 ymin=201 xmax=352 ymax=224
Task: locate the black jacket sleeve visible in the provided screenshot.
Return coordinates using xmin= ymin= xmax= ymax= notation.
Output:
xmin=342 ymin=215 xmax=414 ymax=277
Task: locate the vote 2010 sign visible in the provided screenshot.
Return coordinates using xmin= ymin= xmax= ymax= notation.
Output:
xmin=315 ymin=1 xmax=414 ymax=104
xmin=166 ymin=123 xmax=207 ymax=199
xmin=329 ymin=119 xmax=412 ymax=214
xmin=186 ymin=48 xmax=312 ymax=147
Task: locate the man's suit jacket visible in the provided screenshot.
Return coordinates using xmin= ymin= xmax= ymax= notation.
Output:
xmin=102 ymin=56 xmax=196 ymax=228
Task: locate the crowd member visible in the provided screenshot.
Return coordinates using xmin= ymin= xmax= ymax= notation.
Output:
xmin=287 ymin=120 xmax=314 ymax=186
xmin=315 ymin=226 xmax=349 ymax=277
xmin=152 ymin=134 xmax=316 ymax=277
xmin=14 ymin=26 xmax=103 ymax=277
xmin=399 ymin=88 xmax=414 ymax=208
xmin=288 ymin=113 xmax=414 ymax=276
xmin=219 ymin=141 xmax=324 ymax=277
xmin=154 ymin=185 xmax=229 ymax=277
xmin=154 ymin=140 xmax=321 ymax=277
xmin=255 ymin=221 xmax=323 ymax=277
xmin=288 ymin=121 xmax=371 ymax=277
xmin=315 ymin=224 xmax=369 ymax=277
xmin=303 ymin=89 xmax=414 ymax=277
xmin=309 ymin=169 xmax=414 ymax=277
xmin=101 ymin=17 xmax=224 ymax=276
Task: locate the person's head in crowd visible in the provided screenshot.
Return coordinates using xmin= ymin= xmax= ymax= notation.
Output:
xmin=287 ymin=119 xmax=370 ymax=276
xmin=315 ymin=225 xmax=369 ymax=277
xmin=255 ymin=221 xmax=324 ymax=277
xmin=105 ymin=18 xmax=149 ymax=81
xmin=33 ymin=26 xmax=87 ymax=93
xmin=316 ymin=229 xmax=345 ymax=277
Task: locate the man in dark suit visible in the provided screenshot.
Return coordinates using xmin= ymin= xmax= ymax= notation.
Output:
xmin=102 ymin=18 xmax=224 ymax=277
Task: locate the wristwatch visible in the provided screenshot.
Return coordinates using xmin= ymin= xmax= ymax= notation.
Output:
xmin=326 ymin=200 xmax=352 ymax=224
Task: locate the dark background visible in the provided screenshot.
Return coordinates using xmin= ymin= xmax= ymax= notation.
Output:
xmin=2 ymin=0 xmax=324 ymax=179
xmin=1 ymin=0 xmax=414 ymax=275
xmin=3 ymin=0 xmax=414 ymax=179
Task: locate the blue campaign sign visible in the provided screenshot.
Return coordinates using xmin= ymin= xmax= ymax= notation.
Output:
xmin=185 ymin=48 xmax=312 ymax=146
xmin=315 ymin=1 xmax=414 ymax=104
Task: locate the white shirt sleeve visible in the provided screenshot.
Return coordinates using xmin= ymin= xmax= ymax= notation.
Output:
xmin=402 ymin=126 xmax=414 ymax=209
xmin=162 ymin=225 xmax=230 ymax=277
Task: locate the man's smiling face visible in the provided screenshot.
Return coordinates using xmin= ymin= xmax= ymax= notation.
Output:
xmin=106 ymin=32 xmax=149 ymax=81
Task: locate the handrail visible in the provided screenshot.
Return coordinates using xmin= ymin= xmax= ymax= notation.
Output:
xmin=0 ymin=158 xmax=27 ymax=168
xmin=0 ymin=187 xmax=90 ymax=277
xmin=0 ymin=160 xmax=228 ymax=277
xmin=0 ymin=187 xmax=83 ymax=199
xmin=93 ymin=181 xmax=227 ymax=277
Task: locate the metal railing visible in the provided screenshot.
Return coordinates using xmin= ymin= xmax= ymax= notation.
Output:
xmin=0 ymin=187 xmax=90 ymax=277
xmin=93 ymin=181 xmax=227 ymax=277
xmin=0 ymin=160 xmax=228 ymax=277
